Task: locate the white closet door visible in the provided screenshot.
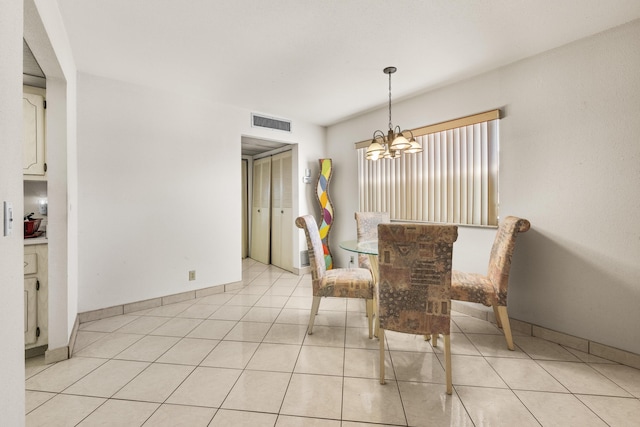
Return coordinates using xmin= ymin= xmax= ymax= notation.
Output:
xmin=271 ymin=151 xmax=293 ymax=271
xmin=250 ymin=157 xmax=271 ymax=264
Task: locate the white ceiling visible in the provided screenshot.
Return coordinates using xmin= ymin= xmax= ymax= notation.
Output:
xmin=56 ymin=0 xmax=640 ymax=127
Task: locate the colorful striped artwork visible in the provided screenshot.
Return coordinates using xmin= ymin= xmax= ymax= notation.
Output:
xmin=316 ymin=158 xmax=334 ymax=270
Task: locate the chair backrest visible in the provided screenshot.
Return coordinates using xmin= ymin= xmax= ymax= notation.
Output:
xmin=378 ymin=223 xmax=458 ymax=335
xmin=354 ymin=212 xmax=390 ymax=269
xmin=487 ymin=216 xmax=531 ymax=304
xmin=295 ymin=215 xmax=326 ymax=291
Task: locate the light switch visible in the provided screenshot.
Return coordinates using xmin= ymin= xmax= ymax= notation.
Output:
xmin=3 ymin=201 xmax=13 ymax=236
xmin=302 ymin=168 xmax=312 ymax=184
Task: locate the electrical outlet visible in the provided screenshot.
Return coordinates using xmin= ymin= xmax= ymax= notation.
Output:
xmin=350 ymin=256 xmax=354 ymax=263
xmin=188 ymin=270 xmax=196 ymax=281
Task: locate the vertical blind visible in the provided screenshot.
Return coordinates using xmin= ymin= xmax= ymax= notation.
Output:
xmin=357 ymin=112 xmax=499 ymax=226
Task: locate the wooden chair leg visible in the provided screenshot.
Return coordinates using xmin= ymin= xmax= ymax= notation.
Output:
xmin=379 ymin=328 xmax=386 ymax=384
xmin=366 ymin=299 xmax=374 ymax=339
xmin=493 ymin=305 xmax=503 ymax=328
xmin=444 ymin=334 xmax=452 ymax=395
xmin=432 ymin=333 xmax=438 ymax=347
xmin=307 ymin=296 xmax=321 ymax=335
xmin=423 ymin=334 xmax=431 ymax=341
xmin=374 ymin=300 xmax=380 ymax=339
xmin=496 ymin=306 xmax=514 ymax=350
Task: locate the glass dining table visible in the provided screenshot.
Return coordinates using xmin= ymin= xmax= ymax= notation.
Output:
xmin=339 ymin=239 xmax=380 ymax=336
xmin=339 ymin=240 xmax=378 ymax=273
xmin=339 ymin=239 xmax=378 ymax=255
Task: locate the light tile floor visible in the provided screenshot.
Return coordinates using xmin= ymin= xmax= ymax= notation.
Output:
xmin=25 ymin=259 xmax=640 ymax=426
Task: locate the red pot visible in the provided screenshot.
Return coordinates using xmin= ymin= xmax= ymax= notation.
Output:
xmin=24 ymin=219 xmax=42 ymax=236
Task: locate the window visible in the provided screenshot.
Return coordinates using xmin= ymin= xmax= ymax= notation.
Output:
xmin=356 ymin=110 xmax=500 ymax=226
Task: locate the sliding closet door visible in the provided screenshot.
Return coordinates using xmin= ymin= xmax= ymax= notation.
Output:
xmin=271 ymin=151 xmax=293 ymax=271
xmin=250 ymin=156 xmax=271 ymax=264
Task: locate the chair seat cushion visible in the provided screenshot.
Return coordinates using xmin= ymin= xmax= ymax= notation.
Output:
xmin=451 ymin=270 xmax=497 ymax=307
xmin=318 ymin=267 xmax=373 ymax=299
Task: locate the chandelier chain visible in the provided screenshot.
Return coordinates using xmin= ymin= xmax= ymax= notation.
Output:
xmin=388 ymin=71 xmax=393 ymax=131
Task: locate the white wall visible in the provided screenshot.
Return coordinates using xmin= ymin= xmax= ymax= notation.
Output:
xmin=23 ymin=181 xmax=48 ymax=227
xmin=76 ymin=73 xmax=325 ymax=311
xmin=294 ymin=131 xmax=328 ymax=269
xmin=0 ymin=0 xmax=26 ymax=423
xmin=327 ymin=20 xmax=640 ymax=354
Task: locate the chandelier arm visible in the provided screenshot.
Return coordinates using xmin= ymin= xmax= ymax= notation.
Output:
xmin=399 ymin=128 xmax=415 ymax=140
xmin=372 ymin=129 xmax=387 ymax=140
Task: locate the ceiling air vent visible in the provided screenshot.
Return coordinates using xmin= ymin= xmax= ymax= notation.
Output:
xmin=251 ymin=113 xmax=292 ymax=133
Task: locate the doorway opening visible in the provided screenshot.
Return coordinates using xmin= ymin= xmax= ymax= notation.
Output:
xmin=241 ymin=136 xmax=296 ymax=273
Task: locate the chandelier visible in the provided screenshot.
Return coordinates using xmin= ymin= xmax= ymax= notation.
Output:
xmin=365 ymin=67 xmax=422 ymax=161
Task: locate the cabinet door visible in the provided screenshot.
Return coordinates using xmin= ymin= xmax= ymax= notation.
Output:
xmin=24 ymin=253 xmax=38 ymax=275
xmin=24 ymin=244 xmax=48 ymax=349
xmin=24 ymin=278 xmax=38 ymax=345
xmin=250 ymin=157 xmax=271 ymax=264
xmin=270 ymin=151 xmax=293 ymax=271
xmin=23 ymin=91 xmax=46 ymax=176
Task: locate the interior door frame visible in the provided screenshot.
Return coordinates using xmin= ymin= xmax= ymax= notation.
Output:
xmin=241 ymin=158 xmax=248 ymax=258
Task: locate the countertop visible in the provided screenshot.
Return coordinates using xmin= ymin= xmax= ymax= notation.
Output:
xmin=24 ymin=235 xmax=48 ymax=246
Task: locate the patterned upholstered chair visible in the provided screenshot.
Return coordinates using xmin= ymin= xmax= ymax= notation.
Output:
xmin=378 ymin=223 xmax=458 ymax=395
xmin=295 ymin=215 xmax=374 ymax=338
xmin=451 ymin=216 xmax=530 ymax=351
xmin=354 ymin=211 xmax=390 ymax=271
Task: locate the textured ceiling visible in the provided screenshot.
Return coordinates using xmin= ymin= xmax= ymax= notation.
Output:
xmin=56 ymin=0 xmax=640 ymax=128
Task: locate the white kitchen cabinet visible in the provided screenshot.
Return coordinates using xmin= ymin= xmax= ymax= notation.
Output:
xmin=270 ymin=151 xmax=293 ymax=271
xmin=24 ymin=243 xmax=48 ymax=350
xmin=23 ymin=87 xmax=46 ymax=178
